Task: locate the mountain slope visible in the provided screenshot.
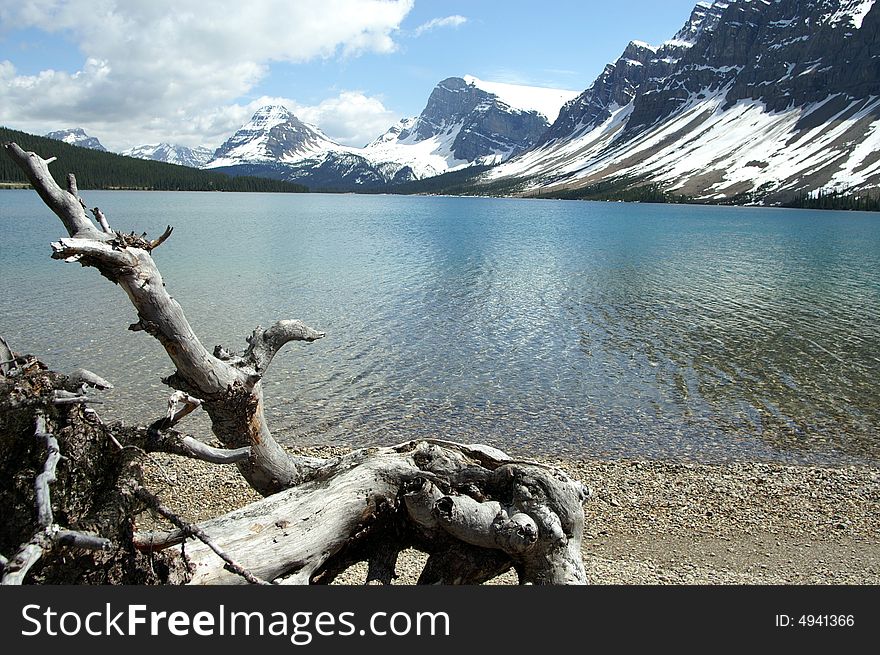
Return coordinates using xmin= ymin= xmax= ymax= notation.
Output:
xmin=122 ymin=143 xmax=214 ymax=168
xmin=44 ymin=128 xmax=107 ymax=152
xmin=483 ymin=0 xmax=880 ymax=203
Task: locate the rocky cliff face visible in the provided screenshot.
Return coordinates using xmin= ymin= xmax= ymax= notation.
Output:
xmin=544 ymin=2 xmax=729 ymax=145
xmin=485 ymin=0 xmax=880 ymax=203
xmin=399 ymin=77 xmax=550 ymax=161
xmin=622 ymin=0 xmax=880 ymax=131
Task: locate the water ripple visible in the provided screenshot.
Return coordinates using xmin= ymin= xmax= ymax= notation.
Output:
xmin=2 ymin=192 xmax=879 ymax=464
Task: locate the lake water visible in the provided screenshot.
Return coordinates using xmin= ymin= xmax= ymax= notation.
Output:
xmin=1 ymin=190 xmax=878 ymax=465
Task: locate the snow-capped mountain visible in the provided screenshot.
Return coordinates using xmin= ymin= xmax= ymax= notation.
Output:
xmin=122 ymin=143 xmax=214 ymax=168
xmin=201 ymin=79 xmax=577 ymax=189
xmin=482 ymin=0 xmax=880 ymax=203
xmin=202 ymin=105 xmax=390 ymax=188
xmin=361 ymin=76 xmax=578 ymax=180
xmin=44 ymin=128 xmax=107 ymax=152
xmin=206 ymin=105 xmax=346 ymax=168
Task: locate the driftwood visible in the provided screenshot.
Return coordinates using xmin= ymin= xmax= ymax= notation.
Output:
xmin=0 ymin=141 xmax=590 ymax=585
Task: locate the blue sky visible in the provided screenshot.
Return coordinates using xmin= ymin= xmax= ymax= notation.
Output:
xmin=0 ymin=1 xmax=702 ymax=150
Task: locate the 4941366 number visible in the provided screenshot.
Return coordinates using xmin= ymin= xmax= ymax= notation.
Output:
xmin=776 ymin=614 xmax=855 ymax=627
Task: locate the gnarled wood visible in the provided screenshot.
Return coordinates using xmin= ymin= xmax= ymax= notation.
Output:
xmin=2 ymin=141 xmax=591 ymax=585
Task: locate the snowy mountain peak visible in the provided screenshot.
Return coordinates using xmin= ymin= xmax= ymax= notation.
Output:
xmin=666 ymin=0 xmax=729 ymax=47
xmin=359 ymin=75 xmax=572 ymax=181
xmin=204 ymin=105 xmax=351 ymax=170
xmin=44 ymin=128 xmax=107 ymax=152
xmin=245 ymin=105 xmax=297 ymax=130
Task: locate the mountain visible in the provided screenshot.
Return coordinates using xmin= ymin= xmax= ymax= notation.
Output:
xmin=361 ymin=76 xmax=578 ymax=181
xmin=202 ymin=78 xmax=577 ymax=189
xmin=203 ymin=105 xmax=389 ymax=188
xmin=122 ymin=143 xmax=214 ymax=168
xmin=44 ymin=128 xmax=107 ymax=152
xmin=482 ymin=0 xmax=880 ymax=203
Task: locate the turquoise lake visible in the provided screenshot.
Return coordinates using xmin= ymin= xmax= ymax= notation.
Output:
xmin=1 ymin=190 xmax=878 ymax=464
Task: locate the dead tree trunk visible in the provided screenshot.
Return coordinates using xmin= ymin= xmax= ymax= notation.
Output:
xmin=1 ymin=141 xmax=590 ymax=585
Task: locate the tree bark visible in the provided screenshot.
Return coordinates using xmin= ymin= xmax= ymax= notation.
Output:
xmin=2 ymin=141 xmax=590 ymax=585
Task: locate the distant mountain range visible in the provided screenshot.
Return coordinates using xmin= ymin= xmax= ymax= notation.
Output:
xmin=121 ymin=143 xmax=214 ymax=168
xmin=4 ymin=126 xmax=307 ymax=193
xmin=38 ymin=0 xmax=880 ymax=203
xmin=202 ymin=76 xmax=577 ymax=189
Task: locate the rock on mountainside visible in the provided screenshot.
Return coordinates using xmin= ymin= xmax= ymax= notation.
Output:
xmin=484 ymin=0 xmax=880 ymax=203
xmin=201 ymin=78 xmax=577 ymax=189
xmin=122 ymin=143 xmax=214 ymax=168
xmin=44 ymin=128 xmax=107 ymax=152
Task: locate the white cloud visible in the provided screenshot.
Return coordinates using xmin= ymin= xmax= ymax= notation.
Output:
xmin=293 ymin=92 xmax=398 ymax=147
xmin=412 ymin=15 xmax=468 ymax=37
xmin=0 ymin=0 xmax=414 ymax=150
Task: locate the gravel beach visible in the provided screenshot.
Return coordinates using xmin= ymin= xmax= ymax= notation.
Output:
xmin=140 ymin=445 xmax=879 ymax=585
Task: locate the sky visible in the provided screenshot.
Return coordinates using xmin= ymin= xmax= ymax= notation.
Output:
xmin=0 ymin=0 xmax=703 ymax=152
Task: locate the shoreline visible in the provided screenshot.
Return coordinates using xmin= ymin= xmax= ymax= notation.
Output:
xmin=140 ymin=446 xmax=879 ymax=585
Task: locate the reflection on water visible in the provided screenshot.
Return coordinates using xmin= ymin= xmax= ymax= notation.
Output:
xmin=1 ymin=190 xmax=878 ymax=465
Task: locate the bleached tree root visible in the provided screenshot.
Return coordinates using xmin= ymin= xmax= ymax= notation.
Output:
xmin=133 ymin=441 xmax=589 ymax=585
xmin=2 ymin=141 xmax=592 ymax=585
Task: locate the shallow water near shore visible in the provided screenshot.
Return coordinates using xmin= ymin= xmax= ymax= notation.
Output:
xmin=1 ymin=190 xmax=878 ymax=465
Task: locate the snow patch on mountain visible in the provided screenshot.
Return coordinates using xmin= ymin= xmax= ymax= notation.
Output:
xmin=461 ymin=76 xmax=579 ymax=122
xmin=363 ymin=121 xmax=471 ymax=179
xmin=820 ymin=0 xmax=876 ymax=28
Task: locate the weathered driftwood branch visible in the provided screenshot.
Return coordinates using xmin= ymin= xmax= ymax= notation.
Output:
xmin=64 ymin=368 xmax=114 ymax=391
xmin=142 ymin=427 xmax=252 ymax=465
xmin=149 ymin=225 xmax=174 ymax=251
xmin=129 ymin=441 xmax=588 ymax=585
xmin=3 ymin=143 xmax=106 ymax=240
xmin=4 ymin=141 xmax=591 ymax=585
xmin=0 ymin=336 xmax=14 ymax=376
xmin=44 ymin=224 xmax=324 ymax=496
xmin=90 ymin=207 xmax=113 ymax=234
xmin=1 ymin=413 xmax=112 ymax=585
xmin=34 ymin=414 xmax=60 ymax=527
xmin=130 ymin=483 xmax=269 ymax=585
